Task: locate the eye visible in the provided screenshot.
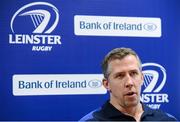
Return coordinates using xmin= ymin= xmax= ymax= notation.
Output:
xmin=130 ymin=71 xmax=138 ymax=77
xmin=115 ymin=73 xmax=125 ymax=79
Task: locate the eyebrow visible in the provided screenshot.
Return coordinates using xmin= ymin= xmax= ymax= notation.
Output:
xmin=113 ymin=69 xmax=139 ymax=75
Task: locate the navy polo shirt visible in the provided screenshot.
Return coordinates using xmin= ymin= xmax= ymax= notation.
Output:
xmin=80 ymin=101 xmax=177 ymax=121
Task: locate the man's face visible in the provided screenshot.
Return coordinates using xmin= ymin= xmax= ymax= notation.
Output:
xmin=103 ymin=55 xmax=143 ymax=107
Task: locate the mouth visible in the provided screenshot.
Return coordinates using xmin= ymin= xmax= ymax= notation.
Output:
xmin=125 ymin=91 xmax=136 ymax=96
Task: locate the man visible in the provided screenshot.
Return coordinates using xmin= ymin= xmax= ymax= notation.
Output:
xmin=80 ymin=47 xmax=177 ymax=121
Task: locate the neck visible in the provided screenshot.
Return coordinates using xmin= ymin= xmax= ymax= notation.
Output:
xmin=110 ymin=99 xmax=143 ymax=121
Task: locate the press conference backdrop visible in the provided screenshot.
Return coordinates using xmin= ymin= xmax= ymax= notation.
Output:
xmin=0 ymin=0 xmax=180 ymax=120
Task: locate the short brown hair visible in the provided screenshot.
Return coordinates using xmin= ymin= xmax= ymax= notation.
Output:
xmin=101 ymin=47 xmax=142 ymax=78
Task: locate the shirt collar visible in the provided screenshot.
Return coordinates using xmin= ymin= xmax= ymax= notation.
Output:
xmin=141 ymin=103 xmax=154 ymax=116
xmin=102 ymin=100 xmax=124 ymax=117
xmin=101 ymin=100 xmax=154 ymax=118
xmin=100 ymin=100 xmax=135 ymax=119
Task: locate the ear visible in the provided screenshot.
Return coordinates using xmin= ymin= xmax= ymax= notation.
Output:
xmin=102 ymin=78 xmax=111 ymax=91
xmin=140 ymin=72 xmax=144 ymax=86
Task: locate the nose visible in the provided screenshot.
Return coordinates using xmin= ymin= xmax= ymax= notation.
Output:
xmin=125 ymin=74 xmax=134 ymax=88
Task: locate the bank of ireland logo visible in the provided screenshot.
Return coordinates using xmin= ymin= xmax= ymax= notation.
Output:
xmin=141 ymin=63 xmax=169 ymax=109
xmin=88 ymin=79 xmax=102 ymax=88
xmin=9 ymin=2 xmax=61 ymax=52
xmin=143 ymin=23 xmax=157 ymax=31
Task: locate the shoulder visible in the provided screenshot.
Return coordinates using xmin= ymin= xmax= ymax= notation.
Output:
xmin=143 ymin=104 xmax=177 ymax=121
xmin=153 ymin=110 xmax=177 ymax=121
xmin=79 ymin=101 xmax=112 ymax=121
xmin=79 ymin=108 xmax=101 ymax=121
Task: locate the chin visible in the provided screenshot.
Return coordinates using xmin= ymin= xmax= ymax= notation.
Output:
xmin=125 ymin=100 xmax=139 ymax=107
